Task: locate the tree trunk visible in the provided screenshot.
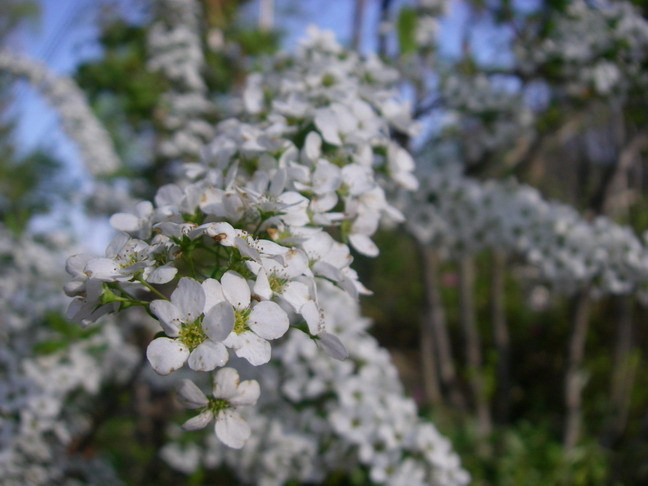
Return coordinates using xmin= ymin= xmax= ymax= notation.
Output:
xmin=602 ymin=296 xmax=637 ymax=445
xmin=258 ymin=0 xmax=274 ymax=31
xmin=351 ymin=0 xmax=366 ymax=51
xmin=377 ymin=0 xmax=393 ymax=57
xmin=420 ymin=244 xmax=466 ymax=410
xmin=563 ymin=287 xmax=591 ymax=449
xmin=420 ymin=309 xmax=443 ymax=406
xmin=491 ymin=250 xmax=510 ymax=425
xmin=459 ymin=255 xmax=492 ymax=438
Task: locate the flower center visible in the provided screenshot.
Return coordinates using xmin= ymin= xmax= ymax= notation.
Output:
xmin=117 ymin=252 xmax=140 ymax=268
xmin=268 ymin=274 xmax=287 ymax=293
xmin=178 ymin=317 xmax=206 ymax=350
xmin=233 ymin=308 xmax=251 ymax=334
xmin=321 ymin=73 xmax=336 ymax=87
xmin=209 ymin=398 xmax=231 ymax=414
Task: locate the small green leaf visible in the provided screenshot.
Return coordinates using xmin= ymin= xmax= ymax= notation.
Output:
xmin=33 ymin=339 xmax=69 ymax=355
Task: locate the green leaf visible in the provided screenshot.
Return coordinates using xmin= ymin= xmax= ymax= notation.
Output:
xmin=33 ymin=339 xmax=69 ymax=355
xmin=45 ymin=311 xmax=81 ymax=337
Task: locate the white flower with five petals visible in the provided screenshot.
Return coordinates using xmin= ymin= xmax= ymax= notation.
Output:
xmin=207 ymin=270 xmax=290 ymax=366
xmin=146 ymin=277 xmax=230 ymax=375
xmin=177 ymin=368 xmax=260 ymax=449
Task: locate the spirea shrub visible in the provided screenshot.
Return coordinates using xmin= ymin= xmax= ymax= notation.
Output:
xmin=60 ymin=26 xmax=470 ymax=485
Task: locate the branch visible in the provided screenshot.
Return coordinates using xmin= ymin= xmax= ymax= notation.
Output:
xmin=0 ymin=49 xmax=120 ymax=175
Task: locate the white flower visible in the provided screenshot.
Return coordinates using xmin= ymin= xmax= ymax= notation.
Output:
xmin=177 ymin=368 xmax=260 ymax=449
xmin=208 ymin=271 xmax=290 ymax=366
xmin=147 ymin=278 xmax=230 ymax=375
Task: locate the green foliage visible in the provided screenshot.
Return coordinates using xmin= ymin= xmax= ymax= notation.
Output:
xmin=32 ymin=312 xmax=102 ymax=355
xmin=496 ymin=422 xmax=608 ymax=486
xmin=0 ymin=146 xmax=67 ymax=234
xmin=396 ymin=6 xmax=418 ymax=56
xmin=75 ymin=20 xmax=166 ymax=128
xmin=447 ymin=420 xmax=609 ymax=486
xmin=0 ymin=0 xmax=39 ymax=43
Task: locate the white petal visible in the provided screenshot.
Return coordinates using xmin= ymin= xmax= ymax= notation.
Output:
xmin=65 ymin=253 xmax=93 ymax=277
xmin=225 ymin=331 xmax=271 ymax=366
xmin=312 ymin=261 xmax=344 ymax=282
xmin=183 ymin=409 xmax=213 ymax=431
xmin=255 ymin=239 xmax=287 ymax=255
xmin=253 ymin=269 xmax=273 ymax=301
xmin=110 ymin=213 xmax=140 ymax=232
xmin=177 ymin=379 xmax=208 ymax=409
xmin=282 ymin=249 xmax=311 ymax=277
xmin=149 ymin=300 xmax=182 ymax=336
xmin=171 ymin=277 xmax=205 ymax=322
xmin=105 ymin=232 xmax=131 ymax=258
xmin=303 ymin=131 xmax=321 ymax=161
xmin=135 ymin=200 xmax=153 ymax=218
xmin=230 ymin=379 xmax=260 ymax=407
xmin=248 ymin=301 xmax=289 ymax=340
xmin=84 ymin=258 xmax=120 ymax=281
xmin=147 ymin=265 xmax=177 ymax=284
xmin=269 ymin=168 xmax=287 ymax=196
xmin=205 ymin=222 xmax=236 ymax=246
xmin=221 ymin=271 xmax=251 ymax=310
xmin=234 ymin=237 xmax=260 ymax=261
xmin=215 ymin=409 xmax=250 ymax=449
xmin=203 ymin=302 xmax=235 ymax=342
xmin=310 ymin=192 xmax=338 ymax=213
xmin=188 ymin=341 xmax=229 ymax=371
xmin=314 ymin=109 xmax=341 ymax=145
xmin=349 ymin=233 xmax=379 ymax=257
xmin=146 ymin=337 xmax=189 ymax=375
xmin=312 ymin=159 xmax=341 ymax=194
xmin=317 ymin=332 xmax=348 ymax=360
xmin=202 ymin=278 xmax=226 ymax=313
xmin=155 ymin=184 xmax=183 ymax=208
xmin=213 ymin=367 xmax=240 ymax=400
xmin=280 ymin=281 xmax=310 ymax=312
xmin=341 ymin=164 xmax=375 ymax=195
xmin=300 ymin=300 xmax=323 ymax=335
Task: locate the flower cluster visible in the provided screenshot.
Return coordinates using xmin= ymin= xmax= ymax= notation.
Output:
xmin=64 ymin=26 xmax=420 ymax=450
xmin=514 ymin=0 xmax=648 ymax=98
xmin=147 ymin=0 xmax=214 ymax=160
xmin=161 ymin=282 xmax=470 ymax=486
xmin=0 ymin=225 xmax=138 ymax=485
xmin=435 ymin=74 xmax=535 ymax=165
xmin=407 ymin=166 xmax=648 ymax=296
xmin=192 ymin=25 xmax=421 ymax=255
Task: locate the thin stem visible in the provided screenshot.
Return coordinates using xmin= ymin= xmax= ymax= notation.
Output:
xmin=137 ymin=278 xmax=169 ymax=301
